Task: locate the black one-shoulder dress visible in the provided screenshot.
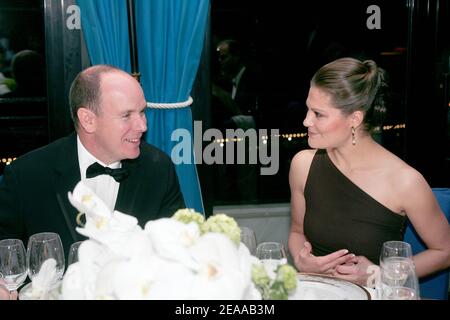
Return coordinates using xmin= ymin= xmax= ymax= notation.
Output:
xmin=303 ymin=149 xmax=407 ymax=264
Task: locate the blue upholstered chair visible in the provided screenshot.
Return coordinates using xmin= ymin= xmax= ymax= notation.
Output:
xmin=404 ymin=188 xmax=450 ymax=300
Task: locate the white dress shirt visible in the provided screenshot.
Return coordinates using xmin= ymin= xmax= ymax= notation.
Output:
xmin=77 ymin=136 xmax=120 ymax=211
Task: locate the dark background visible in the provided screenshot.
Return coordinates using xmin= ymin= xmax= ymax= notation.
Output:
xmin=0 ymin=0 xmax=448 ymax=215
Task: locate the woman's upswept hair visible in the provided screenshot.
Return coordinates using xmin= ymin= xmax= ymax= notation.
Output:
xmin=311 ymin=57 xmax=389 ymax=132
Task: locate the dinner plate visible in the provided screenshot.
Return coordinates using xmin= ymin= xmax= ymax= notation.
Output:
xmin=289 ymin=273 xmax=371 ymax=300
xmin=18 ymin=281 xmax=61 ymax=300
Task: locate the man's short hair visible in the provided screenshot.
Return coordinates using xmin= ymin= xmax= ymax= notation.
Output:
xmin=69 ymin=65 xmax=123 ymax=129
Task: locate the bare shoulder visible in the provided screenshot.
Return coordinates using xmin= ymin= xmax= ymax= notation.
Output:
xmin=291 ymin=149 xmax=317 ymax=167
xmin=289 ymin=149 xmax=317 ymax=190
xmin=290 ymin=149 xmax=317 ymax=175
xmin=382 ymin=152 xmax=431 ymax=206
xmin=386 ymin=154 xmax=427 ymax=190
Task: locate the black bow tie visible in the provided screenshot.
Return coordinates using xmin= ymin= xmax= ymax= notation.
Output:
xmin=86 ymin=162 xmax=129 ymax=182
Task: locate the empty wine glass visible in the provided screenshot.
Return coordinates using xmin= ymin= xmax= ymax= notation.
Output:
xmin=379 ymin=241 xmax=420 ymax=300
xmin=240 ymin=227 xmax=257 ymax=255
xmin=256 ymin=242 xmax=287 ymax=270
xmin=0 ymin=239 xmax=27 ymax=298
xmin=27 ymin=232 xmax=65 ymax=285
xmin=379 ymin=241 xmax=413 ymax=287
xmin=380 ymin=260 xmax=419 ymax=300
xmin=68 ymin=241 xmax=83 ymax=266
xmin=380 ymin=241 xmax=413 ymax=265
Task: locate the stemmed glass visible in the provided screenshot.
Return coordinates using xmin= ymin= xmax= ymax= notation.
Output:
xmin=0 ymin=239 xmax=27 ymax=298
xmin=379 ymin=241 xmax=420 ymax=300
xmin=240 ymin=227 xmax=257 ymax=255
xmin=68 ymin=241 xmax=83 ymax=266
xmin=380 ymin=241 xmax=413 ymax=264
xmin=256 ymin=242 xmax=287 ymax=270
xmin=26 ymin=232 xmax=65 ymax=286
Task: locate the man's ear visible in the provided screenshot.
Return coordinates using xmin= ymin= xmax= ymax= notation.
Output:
xmin=77 ymin=107 xmax=96 ymax=133
xmin=351 ymin=110 xmax=364 ymax=129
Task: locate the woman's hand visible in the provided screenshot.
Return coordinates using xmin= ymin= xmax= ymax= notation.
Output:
xmin=332 ymin=255 xmax=378 ymax=287
xmin=293 ymin=241 xmax=355 ymax=274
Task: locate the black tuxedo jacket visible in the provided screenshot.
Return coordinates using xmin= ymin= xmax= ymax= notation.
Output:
xmin=0 ymin=133 xmax=185 ymax=255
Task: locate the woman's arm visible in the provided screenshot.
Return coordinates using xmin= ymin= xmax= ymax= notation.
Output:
xmin=288 ymin=151 xmax=309 ymax=263
xmin=399 ymin=169 xmax=450 ymax=277
xmin=288 ymin=150 xmax=353 ymax=273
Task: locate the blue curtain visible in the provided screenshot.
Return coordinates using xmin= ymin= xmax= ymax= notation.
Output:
xmin=136 ymin=0 xmax=208 ymax=214
xmin=77 ymin=0 xmax=130 ymax=70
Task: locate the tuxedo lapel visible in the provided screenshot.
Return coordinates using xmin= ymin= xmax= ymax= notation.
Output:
xmin=114 ymin=157 xmax=141 ymax=216
xmin=53 ymin=133 xmax=82 ymax=242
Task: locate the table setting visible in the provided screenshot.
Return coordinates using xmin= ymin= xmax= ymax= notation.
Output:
xmin=291 ymin=273 xmax=372 ymax=300
xmin=0 ymin=181 xmax=418 ymax=300
xmin=3 ymin=181 xmax=297 ymax=300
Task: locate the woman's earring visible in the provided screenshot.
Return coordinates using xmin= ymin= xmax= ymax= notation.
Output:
xmin=351 ymin=126 xmax=356 ymax=146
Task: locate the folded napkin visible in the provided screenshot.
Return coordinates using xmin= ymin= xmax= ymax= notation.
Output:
xmin=29 ymin=259 xmax=59 ymax=300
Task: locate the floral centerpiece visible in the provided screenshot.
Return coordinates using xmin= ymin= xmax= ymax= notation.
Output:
xmin=59 ymin=181 xmax=297 ymax=300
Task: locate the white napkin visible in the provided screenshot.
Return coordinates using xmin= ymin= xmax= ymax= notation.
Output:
xmin=30 ymin=258 xmax=59 ymax=299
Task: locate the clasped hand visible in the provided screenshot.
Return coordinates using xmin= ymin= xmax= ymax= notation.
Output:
xmin=294 ymin=242 xmax=375 ymax=286
xmin=332 ymin=255 xmax=376 ymax=286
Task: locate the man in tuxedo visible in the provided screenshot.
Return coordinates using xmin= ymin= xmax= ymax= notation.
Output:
xmin=213 ymin=39 xmax=259 ymax=120
xmin=0 ymin=65 xmax=185 ymax=256
xmin=212 ymin=39 xmax=259 ymax=202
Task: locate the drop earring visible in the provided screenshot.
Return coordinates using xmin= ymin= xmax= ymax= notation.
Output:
xmin=351 ymin=126 xmax=356 ymax=146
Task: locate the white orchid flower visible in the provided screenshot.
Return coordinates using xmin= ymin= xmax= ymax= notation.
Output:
xmin=144 ymin=218 xmax=200 ymax=269
xmin=61 ymin=263 xmax=85 ymax=300
xmin=77 ymin=225 xmax=150 ymax=260
xmin=68 ymin=181 xmax=111 ymax=226
xmin=74 ymin=207 xmax=147 ymax=261
xmin=239 ymin=250 xmax=263 ymax=300
xmin=101 ymin=231 xmax=153 ymax=259
xmin=187 ymin=233 xmax=252 ymax=299
xmin=110 ymin=256 xmax=193 ymax=300
xmin=76 ymin=240 xmax=116 ymax=299
xmin=75 ymin=209 xmax=141 ymax=239
xmin=94 ymin=258 xmax=124 ymax=299
xmin=69 ymin=182 xmax=141 ymax=237
xmin=108 ymin=211 xmax=140 ymax=232
xmin=62 ymin=182 xmax=284 ymax=300
xmin=143 ymin=260 xmax=197 ymax=300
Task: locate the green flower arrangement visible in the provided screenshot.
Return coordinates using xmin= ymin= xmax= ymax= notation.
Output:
xmin=172 ymin=210 xmax=240 ymax=246
xmin=172 ymin=208 xmax=205 ymax=227
xmin=173 ymin=209 xmax=298 ymax=300
xmin=251 ymin=263 xmax=298 ymax=300
xmin=201 ymin=214 xmax=241 ymax=246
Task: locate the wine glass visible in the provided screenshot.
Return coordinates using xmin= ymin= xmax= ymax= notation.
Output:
xmin=256 ymin=242 xmax=287 ymax=270
xmin=68 ymin=241 xmax=83 ymax=266
xmin=379 ymin=241 xmax=413 ymax=288
xmin=0 ymin=239 xmax=27 ymax=298
xmin=27 ymin=232 xmax=65 ymax=285
xmin=240 ymin=227 xmax=257 ymax=255
xmin=380 ymin=259 xmax=419 ymax=300
xmin=380 ymin=241 xmax=413 ymax=265
xmin=379 ymin=241 xmax=420 ymax=300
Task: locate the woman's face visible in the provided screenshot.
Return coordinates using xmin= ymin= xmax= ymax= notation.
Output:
xmin=303 ymin=86 xmax=354 ymax=149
